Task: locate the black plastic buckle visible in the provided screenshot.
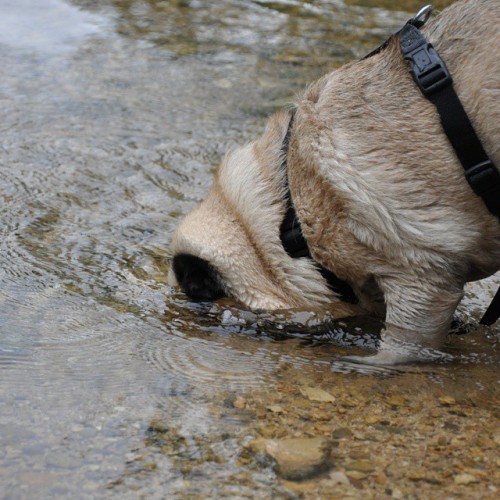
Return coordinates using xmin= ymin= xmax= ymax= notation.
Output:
xmin=405 ymin=43 xmax=452 ymax=96
xmin=465 ymin=160 xmax=500 ymax=197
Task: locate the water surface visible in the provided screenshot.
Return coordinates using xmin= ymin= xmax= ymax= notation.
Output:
xmin=0 ymin=0 xmax=498 ymax=498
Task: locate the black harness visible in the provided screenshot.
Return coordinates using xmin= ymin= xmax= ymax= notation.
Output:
xmin=279 ymin=117 xmax=359 ymax=304
xmin=279 ymin=5 xmax=500 ymax=325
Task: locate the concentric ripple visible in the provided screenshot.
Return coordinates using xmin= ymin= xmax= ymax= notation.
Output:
xmin=142 ymin=334 xmax=275 ymax=390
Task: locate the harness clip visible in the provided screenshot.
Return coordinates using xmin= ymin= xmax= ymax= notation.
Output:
xmin=409 ymin=5 xmax=433 ymax=28
xmin=404 ymin=40 xmax=452 ymax=96
xmin=465 ymin=160 xmax=500 ymax=197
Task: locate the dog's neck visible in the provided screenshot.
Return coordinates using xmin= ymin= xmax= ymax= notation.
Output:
xmin=278 ymin=112 xmax=358 ymax=304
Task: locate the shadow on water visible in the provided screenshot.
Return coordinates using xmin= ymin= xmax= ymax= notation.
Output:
xmin=0 ymin=0 xmax=498 ymax=498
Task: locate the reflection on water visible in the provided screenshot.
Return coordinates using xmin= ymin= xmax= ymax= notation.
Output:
xmin=0 ymin=0 xmax=105 ymax=53
xmin=0 ymin=0 xmax=498 ymax=497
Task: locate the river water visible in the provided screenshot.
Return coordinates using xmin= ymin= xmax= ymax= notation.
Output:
xmin=0 ymin=0 xmax=498 ymax=498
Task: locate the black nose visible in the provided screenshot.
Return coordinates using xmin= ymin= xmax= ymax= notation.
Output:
xmin=172 ymin=254 xmax=226 ymax=302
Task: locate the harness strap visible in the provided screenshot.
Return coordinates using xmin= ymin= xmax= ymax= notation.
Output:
xmin=480 ymin=288 xmax=500 ymax=326
xmin=398 ymin=23 xmax=500 ymax=217
xmin=397 ymin=21 xmax=500 ymax=326
xmin=279 ymin=114 xmax=358 ymax=304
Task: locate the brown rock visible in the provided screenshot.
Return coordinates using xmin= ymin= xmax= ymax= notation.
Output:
xmin=329 ymin=470 xmax=350 ymax=485
xmin=349 ymin=450 xmax=369 ymax=460
xmin=492 ymin=430 xmax=500 ymax=446
xmin=249 ymin=437 xmax=333 ymax=481
xmin=300 ymin=387 xmax=336 ymax=403
xmin=346 ymin=460 xmax=376 ymax=473
xmin=311 ymin=409 xmax=332 ymax=422
xmin=439 ymin=396 xmax=456 ymax=406
xmin=332 ymin=428 xmax=353 ymax=439
xmin=345 ymin=470 xmax=368 ymax=480
xmin=266 ymin=405 xmax=284 ymax=414
xmin=233 ymin=396 xmax=246 ymax=409
xmin=454 ymin=473 xmax=479 ymax=485
xmin=437 ymin=435 xmax=448 ymax=446
xmin=387 ymin=396 xmax=406 ymax=407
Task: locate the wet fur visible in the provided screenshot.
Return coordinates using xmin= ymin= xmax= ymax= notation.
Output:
xmin=170 ymin=0 xmax=500 ymax=363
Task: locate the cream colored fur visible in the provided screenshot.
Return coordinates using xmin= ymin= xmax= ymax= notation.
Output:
xmin=170 ymin=0 xmax=500 ymax=364
xmin=170 ymin=112 xmax=361 ymax=317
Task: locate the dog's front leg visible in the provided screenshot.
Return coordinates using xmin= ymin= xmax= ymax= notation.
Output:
xmin=346 ymin=275 xmax=464 ymax=365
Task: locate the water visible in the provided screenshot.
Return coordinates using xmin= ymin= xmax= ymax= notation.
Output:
xmin=0 ymin=0 xmax=498 ymax=498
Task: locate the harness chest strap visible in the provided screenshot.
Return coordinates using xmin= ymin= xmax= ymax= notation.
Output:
xmin=398 ymin=23 xmax=500 ymax=216
xmin=279 ymin=113 xmax=359 ymax=304
xmin=396 ymin=16 xmax=500 ymax=325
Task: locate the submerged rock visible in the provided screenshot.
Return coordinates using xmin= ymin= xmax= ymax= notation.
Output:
xmin=299 ymin=386 xmax=336 ymax=403
xmin=439 ymin=396 xmax=457 ymax=406
xmin=329 ymin=470 xmax=350 ymax=485
xmin=250 ymin=437 xmax=333 ymax=481
xmin=454 ymin=473 xmax=479 ymax=485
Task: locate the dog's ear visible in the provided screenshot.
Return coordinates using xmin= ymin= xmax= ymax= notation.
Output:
xmin=172 ymin=254 xmax=226 ymax=302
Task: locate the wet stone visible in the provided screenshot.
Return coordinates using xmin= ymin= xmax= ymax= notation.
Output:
xmin=331 ymin=428 xmax=353 ymax=439
xmin=439 ymin=396 xmax=457 ymax=406
xmin=454 ymin=473 xmax=480 ymax=485
xmin=346 ymin=470 xmax=368 ymax=480
xmin=299 ymin=387 xmax=336 ymax=403
xmin=266 ymin=405 xmax=284 ymax=414
xmin=329 ymin=470 xmax=350 ymax=485
xmin=233 ymin=397 xmax=246 ymax=409
xmin=387 ymin=395 xmax=407 ymax=407
xmin=346 ymin=460 xmax=376 ymax=473
xmin=249 ymin=437 xmax=333 ymax=481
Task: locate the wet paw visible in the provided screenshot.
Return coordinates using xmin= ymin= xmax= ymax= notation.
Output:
xmin=343 ymin=343 xmax=453 ymax=366
xmin=343 ymin=350 xmax=415 ymax=366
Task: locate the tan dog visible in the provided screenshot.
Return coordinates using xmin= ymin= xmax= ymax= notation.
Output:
xmin=169 ymin=0 xmax=500 ymax=364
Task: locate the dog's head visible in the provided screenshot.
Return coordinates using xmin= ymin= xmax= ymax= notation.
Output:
xmin=169 ymin=111 xmax=344 ymax=310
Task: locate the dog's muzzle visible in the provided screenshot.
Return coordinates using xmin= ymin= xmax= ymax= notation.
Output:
xmin=172 ymin=253 xmax=226 ymax=302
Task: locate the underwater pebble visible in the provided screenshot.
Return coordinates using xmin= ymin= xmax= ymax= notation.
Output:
xmin=331 ymin=428 xmax=353 ymax=439
xmin=250 ymin=437 xmax=332 ymax=481
xmin=233 ymin=397 xmax=246 ymax=409
xmin=454 ymin=473 xmax=479 ymax=485
xmin=266 ymin=405 xmax=284 ymax=414
xmin=346 ymin=470 xmax=368 ymax=480
xmin=387 ymin=396 xmax=406 ymax=407
xmin=391 ymin=488 xmax=404 ymax=499
xmin=492 ymin=430 xmax=500 ymax=445
xmin=439 ymin=396 xmax=457 ymax=406
xmin=329 ymin=470 xmax=350 ymax=485
xmin=299 ymin=386 xmax=335 ymax=403
xmin=346 ymin=460 xmax=375 ymax=473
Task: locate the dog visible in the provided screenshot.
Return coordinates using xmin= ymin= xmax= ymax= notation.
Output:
xmin=168 ymin=0 xmax=500 ymax=364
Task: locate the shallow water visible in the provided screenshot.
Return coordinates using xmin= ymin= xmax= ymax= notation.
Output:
xmin=0 ymin=0 xmax=498 ymax=498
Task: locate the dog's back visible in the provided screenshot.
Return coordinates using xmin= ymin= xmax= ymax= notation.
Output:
xmin=290 ymin=0 xmax=500 ymax=285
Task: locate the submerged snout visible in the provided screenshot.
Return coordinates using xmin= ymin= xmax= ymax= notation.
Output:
xmin=171 ymin=253 xmax=227 ymax=302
